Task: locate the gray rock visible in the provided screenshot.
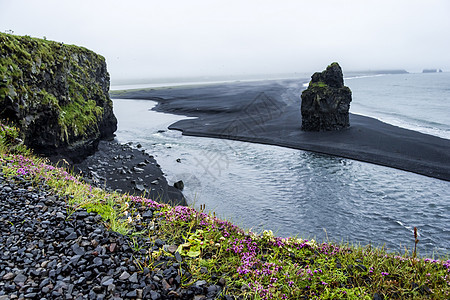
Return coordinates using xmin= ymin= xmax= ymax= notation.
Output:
xmin=175 ymin=251 xmax=182 ymax=262
xmin=107 ymin=283 xmax=115 ymax=293
xmin=24 ymin=293 xmax=37 ymax=298
xmin=133 ymin=167 xmax=144 ymax=173
xmin=119 ymin=271 xmax=131 ymax=281
xmin=173 ymin=180 xmax=184 ymax=191
xmin=135 ymin=184 xmax=145 ymax=192
xmin=125 ymin=290 xmax=137 ymax=298
xmin=128 ymin=272 xmax=138 ymax=283
xmin=154 ymin=239 xmax=165 ymax=248
xmin=101 ymin=277 xmax=114 ymax=286
xmin=150 ymin=290 xmax=160 ymax=300
xmin=13 ymin=273 xmax=27 ymax=284
xmin=71 ymin=244 xmax=85 ymax=256
xmin=65 ymin=232 xmax=78 ymax=240
xmin=195 ymin=280 xmax=207 ymax=287
xmin=2 ymin=272 xmax=14 ymax=280
xmin=93 ymin=257 xmax=103 ymax=266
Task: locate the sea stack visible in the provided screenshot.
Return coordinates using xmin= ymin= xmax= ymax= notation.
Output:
xmin=301 ymin=62 xmax=352 ymax=131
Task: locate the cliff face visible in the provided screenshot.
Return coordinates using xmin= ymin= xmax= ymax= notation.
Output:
xmin=0 ymin=33 xmax=117 ymax=161
xmin=301 ymin=62 xmax=352 ymax=131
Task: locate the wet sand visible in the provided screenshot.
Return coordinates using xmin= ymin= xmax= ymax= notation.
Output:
xmin=111 ymin=79 xmax=450 ymax=181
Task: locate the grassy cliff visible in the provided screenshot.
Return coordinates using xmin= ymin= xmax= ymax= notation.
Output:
xmin=0 ymin=33 xmax=116 ymax=159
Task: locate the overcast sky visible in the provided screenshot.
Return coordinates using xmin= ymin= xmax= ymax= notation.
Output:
xmin=1 ymin=0 xmax=449 ymax=82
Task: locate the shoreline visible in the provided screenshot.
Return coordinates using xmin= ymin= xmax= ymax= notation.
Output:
xmin=111 ymin=80 xmax=450 ymax=182
xmin=50 ymin=140 xmax=187 ymax=206
xmin=168 ymin=114 xmax=450 ymax=182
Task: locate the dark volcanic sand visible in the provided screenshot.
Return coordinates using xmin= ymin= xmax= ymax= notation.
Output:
xmin=111 ymin=79 xmax=450 ymax=181
xmin=71 ymin=140 xmax=186 ymax=206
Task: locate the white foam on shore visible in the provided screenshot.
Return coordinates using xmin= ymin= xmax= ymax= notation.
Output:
xmin=344 ymin=74 xmax=385 ymax=80
xmin=351 ymin=110 xmax=450 ymax=140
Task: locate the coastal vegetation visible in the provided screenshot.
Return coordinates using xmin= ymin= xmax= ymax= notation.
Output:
xmin=1 ymin=122 xmax=448 ymax=299
xmin=0 ymin=32 xmax=116 ymax=158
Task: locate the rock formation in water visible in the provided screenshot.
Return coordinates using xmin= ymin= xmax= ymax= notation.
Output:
xmin=301 ymin=62 xmax=352 ymax=131
xmin=0 ymin=33 xmax=117 ymax=161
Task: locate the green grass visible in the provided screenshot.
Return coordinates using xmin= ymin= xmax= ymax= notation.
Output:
xmin=0 ymin=122 xmax=448 ymax=299
xmin=309 ymin=81 xmax=328 ymax=88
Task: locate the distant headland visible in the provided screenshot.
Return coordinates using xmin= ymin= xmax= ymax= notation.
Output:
xmin=423 ymin=68 xmax=443 ymax=73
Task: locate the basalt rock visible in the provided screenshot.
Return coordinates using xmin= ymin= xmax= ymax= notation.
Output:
xmin=0 ymin=33 xmax=117 ymax=161
xmin=301 ymin=62 xmax=352 ymax=131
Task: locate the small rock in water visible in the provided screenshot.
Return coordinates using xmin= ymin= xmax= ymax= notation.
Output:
xmin=173 ymin=180 xmax=184 ymax=191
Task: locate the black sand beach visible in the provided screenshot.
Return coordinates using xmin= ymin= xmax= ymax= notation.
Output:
xmin=111 ymin=79 xmax=450 ymax=181
xmin=71 ymin=141 xmax=186 ymax=206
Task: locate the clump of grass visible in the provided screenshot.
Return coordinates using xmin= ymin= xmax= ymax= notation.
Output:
xmin=0 ymin=121 xmax=449 ymax=299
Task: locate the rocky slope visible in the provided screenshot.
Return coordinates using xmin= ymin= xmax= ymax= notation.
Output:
xmin=0 ymin=33 xmax=117 ymax=161
xmin=0 ymin=175 xmax=222 ymax=299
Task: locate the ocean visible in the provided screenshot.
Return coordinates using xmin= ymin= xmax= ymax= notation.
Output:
xmin=111 ymin=72 xmax=450 ymax=257
xmin=346 ymin=72 xmax=450 ymax=139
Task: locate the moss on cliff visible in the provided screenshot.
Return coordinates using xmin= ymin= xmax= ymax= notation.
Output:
xmin=309 ymin=81 xmax=328 ymax=88
xmin=0 ymin=32 xmax=116 ymax=158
